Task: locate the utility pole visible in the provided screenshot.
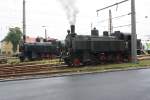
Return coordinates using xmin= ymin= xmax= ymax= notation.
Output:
xmin=108 ymin=10 xmax=113 ymax=35
xmin=45 ymin=28 xmax=47 ymax=40
xmin=42 ymin=26 xmax=47 ymax=40
xmin=91 ymin=23 xmax=93 ymax=30
xmin=23 ymin=0 xmax=26 ymax=43
xmin=131 ymin=0 xmax=137 ymax=63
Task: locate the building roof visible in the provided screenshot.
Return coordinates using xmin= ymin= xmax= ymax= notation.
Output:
xmin=26 ymin=36 xmax=36 ymax=43
xmin=25 ymin=36 xmax=57 ymax=43
xmin=47 ymin=37 xmax=57 ymax=42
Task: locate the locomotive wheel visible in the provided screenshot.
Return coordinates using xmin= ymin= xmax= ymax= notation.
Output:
xmin=23 ymin=57 xmax=29 ymax=62
xmin=64 ymin=58 xmax=72 ymax=66
xmin=107 ymin=54 xmax=113 ymax=62
xmin=116 ymin=54 xmax=123 ymax=63
xmin=99 ymin=54 xmax=106 ymax=64
xmin=128 ymin=56 xmax=132 ymax=62
xmin=20 ymin=57 xmax=25 ymax=62
xmin=73 ymin=58 xmax=81 ymax=67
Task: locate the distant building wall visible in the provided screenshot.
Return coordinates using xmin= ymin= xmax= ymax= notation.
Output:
xmin=1 ymin=41 xmax=13 ymax=55
xmin=1 ymin=41 xmax=19 ymax=56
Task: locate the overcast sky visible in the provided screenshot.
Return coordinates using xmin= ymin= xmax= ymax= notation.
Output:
xmin=0 ymin=0 xmax=150 ymax=41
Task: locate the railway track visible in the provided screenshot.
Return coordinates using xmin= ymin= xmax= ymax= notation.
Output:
xmin=0 ymin=62 xmax=67 ymax=78
xmin=0 ymin=55 xmax=150 ymax=79
xmin=137 ymin=54 xmax=150 ymax=60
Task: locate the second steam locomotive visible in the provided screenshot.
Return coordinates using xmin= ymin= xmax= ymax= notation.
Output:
xmin=19 ymin=38 xmax=62 ymax=61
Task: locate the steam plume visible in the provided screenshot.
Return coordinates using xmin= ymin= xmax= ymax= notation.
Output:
xmin=58 ymin=0 xmax=79 ymax=25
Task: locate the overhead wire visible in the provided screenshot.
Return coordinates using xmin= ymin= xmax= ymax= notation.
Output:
xmin=101 ymin=20 xmax=148 ymax=29
xmin=97 ymin=12 xmax=131 ymax=23
xmin=113 ymin=24 xmax=131 ymax=28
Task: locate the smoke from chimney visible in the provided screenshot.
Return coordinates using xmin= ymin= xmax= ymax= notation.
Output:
xmin=58 ymin=0 xmax=79 ymax=25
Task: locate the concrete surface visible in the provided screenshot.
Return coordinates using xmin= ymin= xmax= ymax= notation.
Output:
xmin=0 ymin=69 xmax=150 ymax=100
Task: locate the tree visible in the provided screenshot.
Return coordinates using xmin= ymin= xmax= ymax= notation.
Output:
xmin=3 ymin=27 xmax=22 ymax=53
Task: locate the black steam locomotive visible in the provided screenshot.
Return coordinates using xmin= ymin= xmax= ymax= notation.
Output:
xmin=19 ymin=38 xmax=62 ymax=61
xmin=62 ymin=25 xmax=142 ymax=66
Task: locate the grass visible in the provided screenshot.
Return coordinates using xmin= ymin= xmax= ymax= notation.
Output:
xmin=59 ymin=60 xmax=150 ymax=74
xmin=6 ymin=58 xmax=62 ymax=65
xmin=6 ymin=57 xmax=150 ymax=68
xmin=4 ymin=58 xmax=150 ymax=75
xmin=7 ymin=57 xmax=20 ymax=65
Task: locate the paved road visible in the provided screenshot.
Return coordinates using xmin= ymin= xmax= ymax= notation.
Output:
xmin=1 ymin=69 xmax=150 ymax=100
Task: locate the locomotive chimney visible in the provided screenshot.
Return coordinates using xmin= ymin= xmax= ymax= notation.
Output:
xmin=70 ymin=25 xmax=75 ymax=34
